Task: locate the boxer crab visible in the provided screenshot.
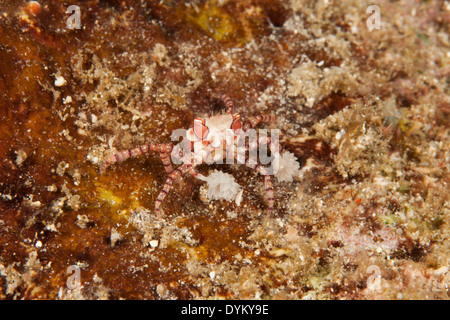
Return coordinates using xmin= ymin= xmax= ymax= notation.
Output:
xmin=101 ymin=95 xmax=300 ymax=217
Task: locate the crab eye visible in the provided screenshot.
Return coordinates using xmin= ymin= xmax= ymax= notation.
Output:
xmin=231 ymin=113 xmax=242 ymax=132
xmin=193 ymin=118 xmax=209 ymax=140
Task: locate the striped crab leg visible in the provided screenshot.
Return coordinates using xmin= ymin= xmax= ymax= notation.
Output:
xmin=218 ymin=94 xmax=234 ymax=114
xmin=154 ymin=164 xmax=189 ymax=217
xmin=257 ymin=136 xmax=285 ymax=154
xmin=100 ymin=143 xmax=174 ymax=173
xmin=159 ymin=151 xmax=174 ymax=174
xmin=186 ymin=163 xmax=203 ymax=179
xmin=243 ymin=114 xmax=278 ymax=131
xmin=244 ymin=156 xmax=275 ymax=216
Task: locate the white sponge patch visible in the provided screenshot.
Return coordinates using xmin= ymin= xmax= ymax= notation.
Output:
xmin=198 ymin=170 xmax=242 ymax=202
xmin=273 ymin=151 xmax=301 ymax=182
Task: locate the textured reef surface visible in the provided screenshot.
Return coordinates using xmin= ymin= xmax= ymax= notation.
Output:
xmin=0 ymin=0 xmax=449 ymax=299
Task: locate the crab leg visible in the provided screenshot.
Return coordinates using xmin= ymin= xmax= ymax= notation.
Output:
xmin=101 ymin=143 xmax=174 ymax=173
xmin=257 ymin=136 xmax=285 ymax=154
xmin=218 ymin=94 xmax=234 ymax=114
xmin=186 ymin=163 xmax=203 ymax=179
xmin=159 ymin=151 xmax=174 ymax=174
xmin=243 ymin=114 xmax=278 ymax=131
xmin=244 ymin=156 xmax=275 ymax=216
xmin=154 ymin=164 xmax=189 ymax=217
